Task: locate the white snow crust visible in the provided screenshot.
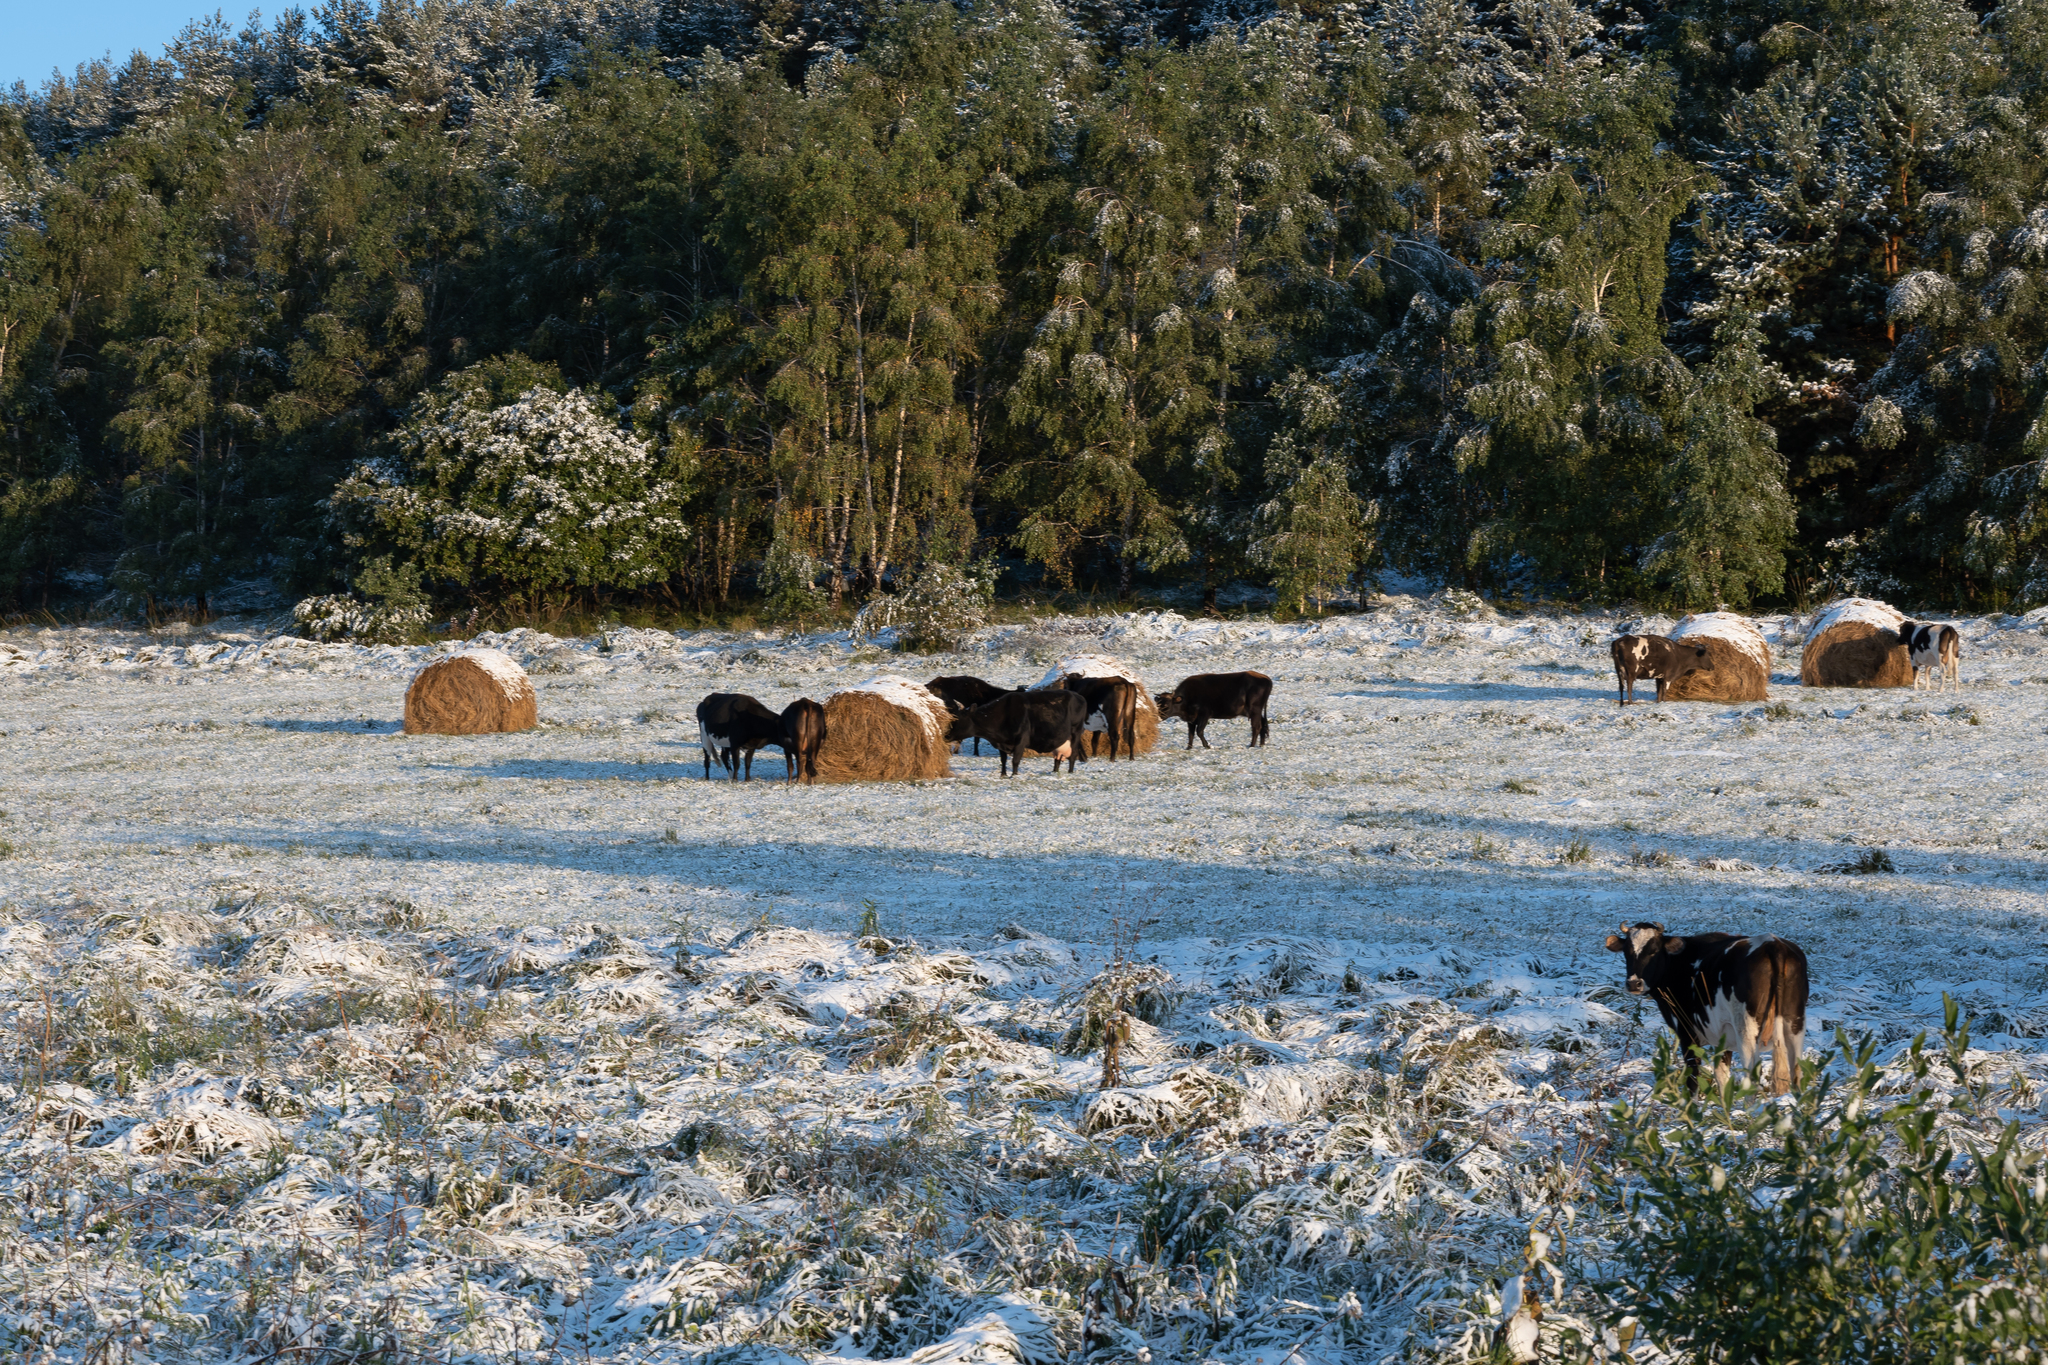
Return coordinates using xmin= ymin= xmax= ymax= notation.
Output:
xmin=1670 ymin=611 xmax=1772 ymax=672
xmin=839 ymin=673 xmax=952 ymax=739
xmin=457 ymin=646 xmax=533 ymax=701
xmin=3 ymin=597 xmax=2048 ymax=1362
xmin=1808 ymin=595 xmax=1906 ymax=637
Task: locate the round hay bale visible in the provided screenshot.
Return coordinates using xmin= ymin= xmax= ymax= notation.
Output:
xmin=1800 ymin=597 xmax=1913 ymax=689
xmin=1661 ymin=612 xmax=1771 ymax=703
xmin=404 ymin=649 xmax=538 ymax=735
xmin=1030 ymin=652 xmax=1160 ymax=757
xmin=813 ymin=676 xmax=953 ymax=783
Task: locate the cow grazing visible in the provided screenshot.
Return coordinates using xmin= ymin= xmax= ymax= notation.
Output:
xmin=1604 ymin=922 xmax=1808 ymax=1095
xmin=696 ymin=692 xmax=786 ymax=782
xmin=781 ymin=698 xmax=825 ymax=784
xmin=1062 ymin=674 xmax=1139 ymax=760
xmin=1155 ymin=671 xmax=1272 ymax=749
xmin=1898 ymin=620 xmax=1961 ymax=692
xmin=1610 ymin=634 xmax=1713 ymax=706
xmin=926 ymin=675 xmax=1018 ymax=755
xmin=946 ymin=690 xmax=1091 ymax=776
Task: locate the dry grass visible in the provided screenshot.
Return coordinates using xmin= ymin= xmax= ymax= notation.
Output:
xmin=812 ymin=687 xmax=952 ymax=783
xmin=403 ymin=652 xmax=538 ymax=734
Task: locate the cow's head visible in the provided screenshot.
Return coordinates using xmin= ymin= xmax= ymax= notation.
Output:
xmin=1604 ymin=921 xmax=1685 ymax=994
xmin=1681 ymin=645 xmax=1712 ymax=675
xmin=941 ymin=699 xmax=976 ymax=743
xmin=1155 ymin=691 xmax=1186 ymax=721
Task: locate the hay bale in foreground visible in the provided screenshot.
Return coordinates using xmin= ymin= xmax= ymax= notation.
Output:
xmin=813 ymin=676 xmax=953 ymax=783
xmin=1662 ymin=612 xmax=1771 ymax=703
xmin=1800 ymin=597 xmax=1913 ymax=689
xmin=404 ymin=649 xmax=537 ymax=735
xmin=1030 ymin=652 xmax=1160 ymax=757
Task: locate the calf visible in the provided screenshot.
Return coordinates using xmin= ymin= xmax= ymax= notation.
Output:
xmin=696 ymin=692 xmax=786 ymax=782
xmin=1062 ymin=674 xmax=1139 ymax=760
xmin=781 ymin=698 xmax=825 ymax=784
xmin=926 ymin=675 xmax=1017 ymax=755
xmin=1898 ymin=620 xmax=1961 ymax=692
xmin=1604 ymin=922 xmax=1808 ymax=1095
xmin=1609 ymin=634 xmax=1712 ymax=705
xmin=946 ymin=690 xmax=1090 ymax=776
xmin=1155 ymin=671 xmax=1271 ymax=749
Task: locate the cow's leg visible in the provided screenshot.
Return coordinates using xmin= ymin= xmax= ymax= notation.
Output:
xmin=1681 ymin=1050 xmax=1701 ymax=1094
xmin=1778 ymin=1019 xmax=1804 ymax=1094
xmin=1197 ymin=720 xmax=1211 ymax=749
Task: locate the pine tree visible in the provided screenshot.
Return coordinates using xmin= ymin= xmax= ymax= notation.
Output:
xmin=1644 ymin=311 xmax=1795 ymax=608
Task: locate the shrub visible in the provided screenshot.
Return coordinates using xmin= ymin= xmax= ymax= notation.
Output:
xmin=333 ymin=357 xmax=690 ymax=602
xmin=852 ymin=560 xmax=997 ymax=652
xmin=1600 ymin=1000 xmax=2048 ymax=1363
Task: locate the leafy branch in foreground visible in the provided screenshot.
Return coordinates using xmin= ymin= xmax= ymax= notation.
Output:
xmin=1598 ymin=997 xmax=2048 ymax=1363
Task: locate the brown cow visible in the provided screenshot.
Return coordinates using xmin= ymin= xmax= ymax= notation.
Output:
xmin=780 ymin=698 xmax=825 ymax=784
xmin=1609 ymin=634 xmax=1712 ymax=706
xmin=1605 ymin=922 xmax=1808 ymax=1095
xmin=1062 ymin=674 xmax=1139 ymax=760
xmin=1156 ymin=671 xmax=1272 ymax=749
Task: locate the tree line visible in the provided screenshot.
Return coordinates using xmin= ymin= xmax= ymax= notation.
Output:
xmin=3 ymin=0 xmax=2046 ymax=624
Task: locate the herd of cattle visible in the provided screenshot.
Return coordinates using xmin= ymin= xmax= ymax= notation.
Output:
xmin=695 ymin=669 xmax=1275 ymax=783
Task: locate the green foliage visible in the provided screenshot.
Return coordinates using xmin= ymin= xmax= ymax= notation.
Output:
xmin=1601 ymin=1002 xmax=2048 ymax=1362
xmin=334 ymin=358 xmax=691 ymax=603
xmin=7 ymin=0 xmax=2048 ymax=614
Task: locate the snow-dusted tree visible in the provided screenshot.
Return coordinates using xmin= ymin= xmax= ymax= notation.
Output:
xmin=1252 ymin=373 xmax=1374 ymax=614
xmin=1643 ymin=312 xmax=1795 ymax=608
xmin=333 ymin=357 xmax=690 ymax=607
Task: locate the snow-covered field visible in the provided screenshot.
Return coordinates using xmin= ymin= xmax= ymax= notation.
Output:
xmin=2 ymin=598 xmax=2045 ymax=1363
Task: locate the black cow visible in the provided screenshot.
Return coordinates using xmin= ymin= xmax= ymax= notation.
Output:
xmin=946 ymin=690 xmax=1091 ymax=776
xmin=926 ymin=676 xmax=1018 ymax=755
xmin=1604 ymin=922 xmax=1808 ymax=1095
xmin=1156 ymin=671 xmax=1271 ymax=749
xmin=1062 ymin=674 xmax=1139 ymax=761
xmin=696 ymin=692 xmax=786 ymax=782
xmin=781 ymin=698 xmax=825 ymax=784
xmin=1610 ymin=634 xmax=1713 ymax=705
xmin=1898 ymin=620 xmax=1961 ymax=693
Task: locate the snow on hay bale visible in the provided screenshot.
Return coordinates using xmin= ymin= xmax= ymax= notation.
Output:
xmin=403 ymin=649 xmax=538 ymax=735
xmin=813 ymin=675 xmax=953 ymax=783
xmin=1029 ymin=652 xmax=1160 ymax=757
xmin=1800 ymin=597 xmax=1913 ymax=689
xmin=1661 ymin=612 xmax=1771 ymax=702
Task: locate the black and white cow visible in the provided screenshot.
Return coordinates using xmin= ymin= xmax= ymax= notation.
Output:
xmin=1609 ymin=634 xmax=1713 ymax=705
xmin=1604 ymin=922 xmax=1808 ymax=1094
xmin=696 ymin=692 xmax=786 ymax=782
xmin=1898 ymin=620 xmax=1961 ymax=693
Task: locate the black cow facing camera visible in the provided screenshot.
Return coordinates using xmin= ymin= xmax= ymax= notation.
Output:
xmin=1605 ymin=922 xmax=1808 ymax=1094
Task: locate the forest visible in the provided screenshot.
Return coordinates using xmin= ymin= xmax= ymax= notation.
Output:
xmin=3 ymin=0 xmax=2047 ymax=625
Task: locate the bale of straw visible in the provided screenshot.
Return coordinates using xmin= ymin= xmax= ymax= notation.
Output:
xmin=404 ymin=649 xmax=538 ymax=735
xmin=813 ymin=676 xmax=953 ymax=783
xmin=1800 ymin=597 xmax=1913 ymax=689
xmin=1661 ymin=612 xmax=1771 ymax=702
xmin=1029 ymin=652 xmax=1160 ymax=757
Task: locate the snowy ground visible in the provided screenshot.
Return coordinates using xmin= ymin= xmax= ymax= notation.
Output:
xmin=1 ymin=598 xmax=2045 ymax=1362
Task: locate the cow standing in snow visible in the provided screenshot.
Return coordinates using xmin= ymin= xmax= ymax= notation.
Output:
xmin=1061 ymin=674 xmax=1139 ymax=761
xmin=1898 ymin=620 xmax=1961 ymax=692
xmin=780 ymin=698 xmax=825 ymax=784
xmin=945 ymin=690 xmax=1090 ymax=776
xmin=1609 ymin=634 xmax=1712 ymax=705
xmin=696 ymin=692 xmax=787 ymax=782
xmin=1604 ymin=922 xmax=1809 ymax=1095
xmin=1156 ymin=671 xmax=1272 ymax=749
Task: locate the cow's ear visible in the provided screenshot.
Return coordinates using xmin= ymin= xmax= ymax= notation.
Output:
xmin=1604 ymin=934 xmax=1624 ymax=952
xmin=1661 ymin=936 xmax=1685 ymax=955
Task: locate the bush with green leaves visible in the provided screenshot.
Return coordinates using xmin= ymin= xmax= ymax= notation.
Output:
xmin=1598 ymin=999 xmax=2048 ymax=1363
xmin=291 ymin=556 xmax=433 ymax=643
xmin=333 ymin=357 xmax=690 ymax=606
xmin=852 ymin=560 xmax=997 ymax=652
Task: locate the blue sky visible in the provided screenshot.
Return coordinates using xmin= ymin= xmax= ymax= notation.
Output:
xmin=4 ymin=3 xmax=253 ymax=91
